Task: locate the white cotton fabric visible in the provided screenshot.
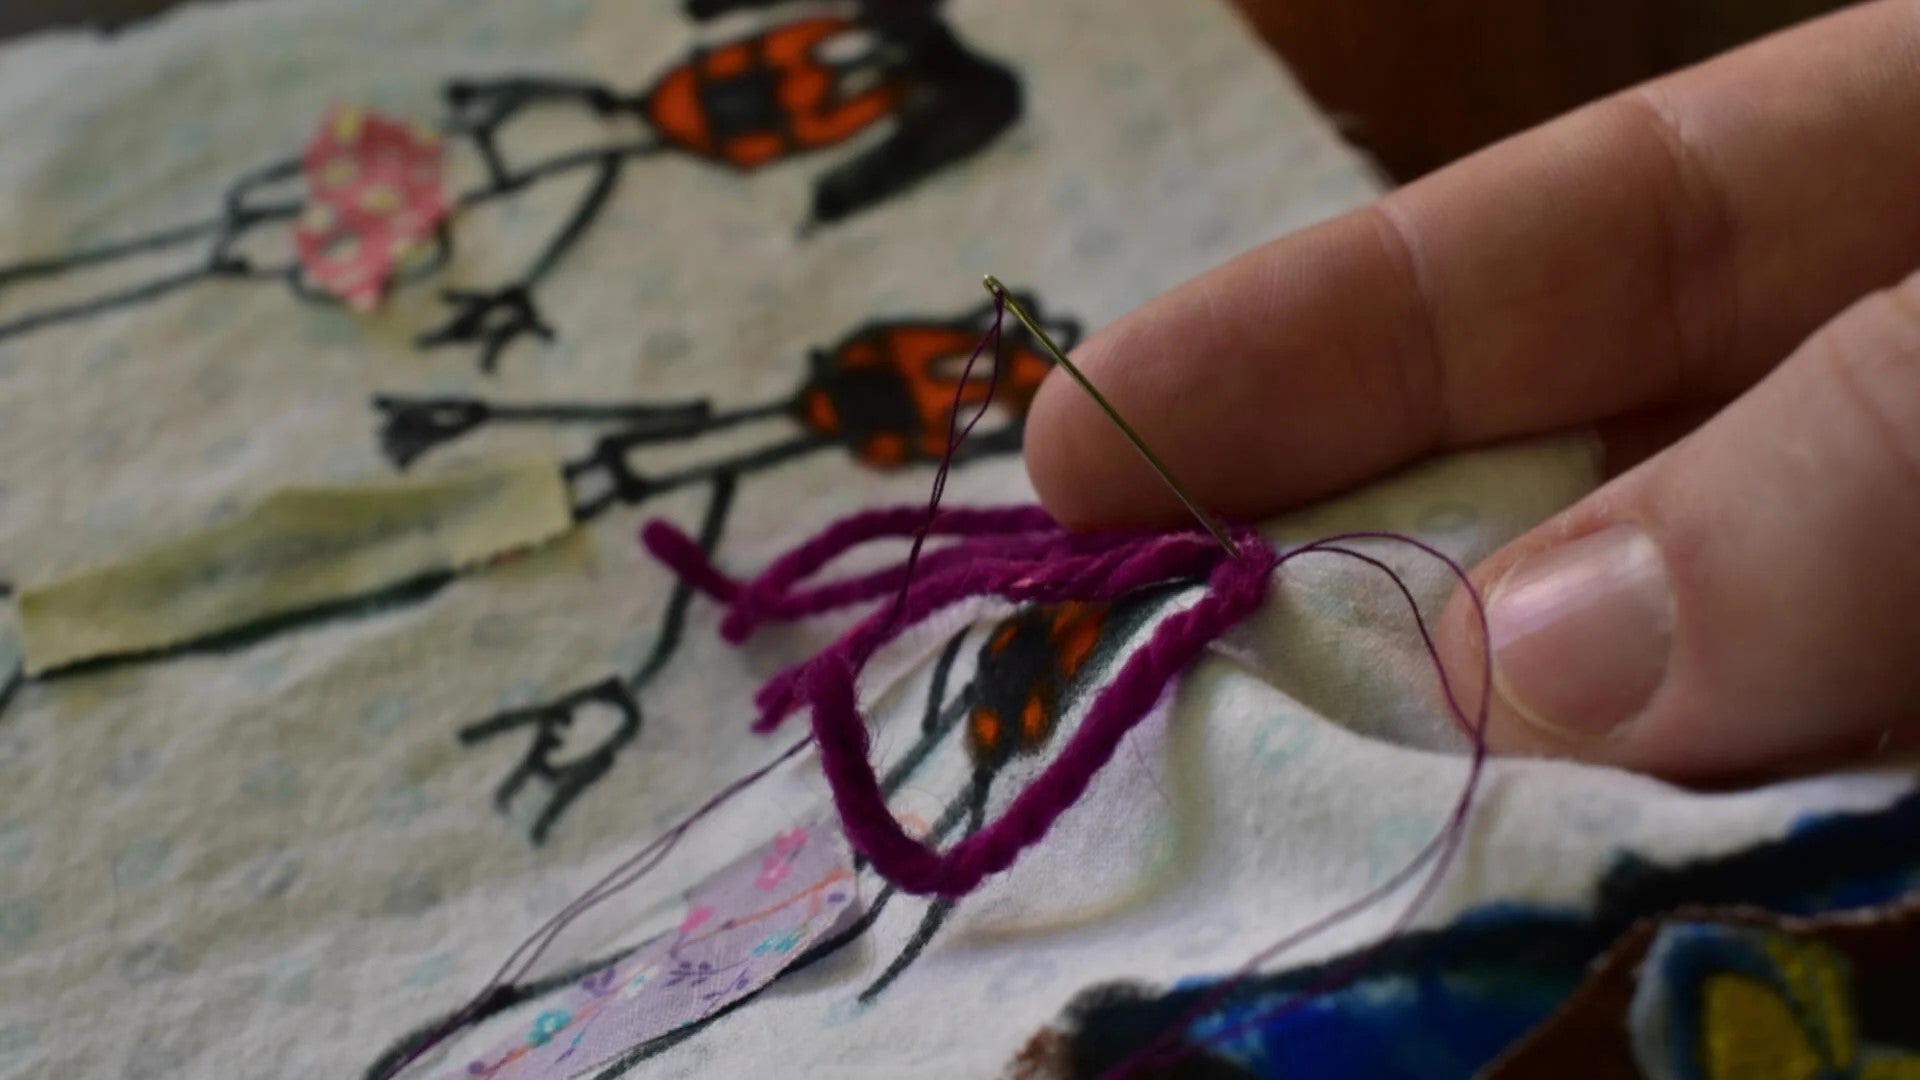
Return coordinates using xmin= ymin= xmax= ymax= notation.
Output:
xmin=0 ymin=2 xmax=1911 ymax=1077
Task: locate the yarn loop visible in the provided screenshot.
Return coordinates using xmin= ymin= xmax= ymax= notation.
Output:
xmin=644 ymin=505 xmax=1276 ymax=897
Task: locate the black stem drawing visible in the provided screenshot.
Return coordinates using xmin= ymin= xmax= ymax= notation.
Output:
xmin=457 ymin=472 xmax=739 ymax=846
xmin=0 ymin=1 xmax=1023 ymax=372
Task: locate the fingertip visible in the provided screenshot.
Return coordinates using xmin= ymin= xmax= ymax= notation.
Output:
xmin=1022 ymin=333 xmax=1182 ymax=530
xmin=1021 ymin=360 xmax=1100 ymax=528
xmin=1025 ymin=211 xmax=1454 ymax=532
xmin=1433 ymin=532 xmax=1624 ymax=763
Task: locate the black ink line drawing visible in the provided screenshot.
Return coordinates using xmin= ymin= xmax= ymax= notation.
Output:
xmin=412 ymin=295 xmax=1077 ymax=842
xmin=0 ymin=661 xmax=20 ymax=721
xmin=458 ymin=474 xmax=736 ymax=845
xmin=375 ymin=294 xmax=1071 ymax=514
xmin=365 ymin=583 xmax=1192 ymax=1078
xmin=0 ymin=0 xmax=1022 ymax=373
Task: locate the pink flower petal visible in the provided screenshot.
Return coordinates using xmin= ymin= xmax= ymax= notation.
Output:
xmin=678 ymin=905 xmax=715 ymax=936
xmin=294 ymin=104 xmax=448 ymax=310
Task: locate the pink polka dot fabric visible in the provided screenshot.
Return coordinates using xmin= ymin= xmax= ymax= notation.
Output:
xmin=293 ymin=105 xmax=448 ymax=310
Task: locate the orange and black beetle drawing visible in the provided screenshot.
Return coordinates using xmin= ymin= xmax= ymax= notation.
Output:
xmin=0 ymin=0 xmax=1023 ymax=372
xmin=366 ymin=582 xmax=1191 ymax=1079
xmin=380 ymin=293 xmax=1076 ymax=845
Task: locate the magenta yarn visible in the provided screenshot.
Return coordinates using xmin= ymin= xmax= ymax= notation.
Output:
xmin=1103 ymin=531 xmax=1493 ymax=1079
xmin=643 ymin=505 xmax=1276 ymax=897
xmin=393 ymin=283 xmax=1497 ymax=1078
xmin=647 ymin=511 xmax=1496 ymax=1078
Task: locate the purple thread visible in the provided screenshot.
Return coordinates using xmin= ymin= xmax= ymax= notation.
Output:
xmin=646 ymin=504 xmax=1276 ymax=897
xmin=386 ymin=521 xmax=1484 ymax=1079
xmin=648 ymin=289 xmax=1270 ymax=880
xmin=1130 ymin=730 xmax=1174 ymax=812
xmin=390 ymin=289 xmax=1497 ymax=1077
xmin=640 ymin=505 xmax=1056 ymax=644
xmin=373 ymin=736 xmax=810 ymax=1080
xmin=648 ymin=510 xmax=1258 ymax=730
xmin=646 ymin=503 xmax=1493 ymax=1067
xmin=388 ymin=305 xmax=1047 ymax=1075
xmin=808 ymin=537 xmax=1274 ymax=896
xmin=1104 ymin=531 xmax=1493 ymax=1078
xmin=888 ymin=290 xmax=1006 ymax=630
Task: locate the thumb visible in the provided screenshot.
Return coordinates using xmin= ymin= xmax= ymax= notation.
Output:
xmin=1439 ymin=271 xmax=1920 ymax=779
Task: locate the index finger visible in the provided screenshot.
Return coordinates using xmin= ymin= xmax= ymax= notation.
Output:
xmin=1025 ymin=0 xmax=1920 ymax=526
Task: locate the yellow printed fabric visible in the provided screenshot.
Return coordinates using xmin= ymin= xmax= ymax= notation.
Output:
xmin=18 ymin=462 xmax=570 ymax=673
xmin=1641 ymin=924 xmax=1920 ymax=1080
xmin=0 ymin=1 xmax=1912 ymax=1078
xmin=1702 ymin=975 xmax=1825 ymax=1080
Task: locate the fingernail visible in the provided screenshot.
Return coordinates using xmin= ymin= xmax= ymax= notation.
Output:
xmin=1486 ymin=524 xmax=1674 ymax=738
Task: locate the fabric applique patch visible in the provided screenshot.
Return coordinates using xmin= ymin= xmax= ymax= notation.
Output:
xmin=1482 ymin=897 xmax=1920 ymax=1080
xmin=17 ymin=460 xmax=570 ymax=673
xmin=1014 ymin=791 xmax=1920 ymax=1080
xmin=444 ymin=820 xmax=859 ymax=1079
xmin=294 ymin=105 xmax=448 ymax=310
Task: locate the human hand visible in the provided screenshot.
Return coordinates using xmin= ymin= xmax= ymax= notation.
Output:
xmin=1023 ymin=0 xmax=1920 ymax=779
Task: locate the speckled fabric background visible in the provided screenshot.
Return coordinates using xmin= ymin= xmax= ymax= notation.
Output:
xmin=0 ymin=2 xmax=1911 ymax=1077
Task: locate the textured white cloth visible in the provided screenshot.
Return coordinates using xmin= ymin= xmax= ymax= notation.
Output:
xmin=0 ymin=2 xmax=1911 ymax=1078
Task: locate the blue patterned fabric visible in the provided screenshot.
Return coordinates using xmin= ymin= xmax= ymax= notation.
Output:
xmin=1051 ymin=790 xmax=1920 ymax=1079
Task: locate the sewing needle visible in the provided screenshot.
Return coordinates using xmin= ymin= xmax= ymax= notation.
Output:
xmin=982 ymin=274 xmax=1241 ymax=561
